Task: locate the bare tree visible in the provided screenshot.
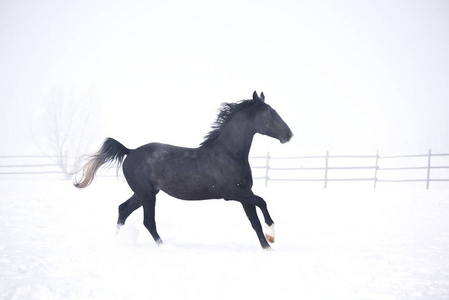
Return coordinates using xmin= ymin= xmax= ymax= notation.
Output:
xmin=34 ymin=88 xmax=101 ymax=179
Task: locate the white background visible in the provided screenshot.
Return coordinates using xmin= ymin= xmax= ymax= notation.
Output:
xmin=2 ymin=2 xmax=449 ymax=298
xmin=1 ymin=0 xmax=449 ymax=156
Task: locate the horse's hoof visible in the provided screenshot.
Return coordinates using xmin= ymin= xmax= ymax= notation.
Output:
xmin=265 ymin=234 xmax=275 ymax=244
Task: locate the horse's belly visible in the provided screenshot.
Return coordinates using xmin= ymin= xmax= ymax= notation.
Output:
xmin=160 ymin=183 xmax=221 ymax=200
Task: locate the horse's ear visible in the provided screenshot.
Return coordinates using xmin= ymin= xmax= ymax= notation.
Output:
xmin=252 ymin=91 xmax=259 ymax=101
xmin=260 ymin=92 xmax=265 ymax=102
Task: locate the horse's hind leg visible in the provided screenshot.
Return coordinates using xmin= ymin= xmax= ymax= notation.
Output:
xmin=117 ymin=194 xmax=141 ymax=233
xmin=141 ymin=192 xmax=163 ymax=246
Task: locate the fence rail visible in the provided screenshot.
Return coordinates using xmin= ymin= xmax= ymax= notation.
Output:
xmin=0 ymin=155 xmax=69 ymax=177
xmin=1 ymin=150 xmax=449 ymax=189
xmin=249 ymin=150 xmax=449 ymax=189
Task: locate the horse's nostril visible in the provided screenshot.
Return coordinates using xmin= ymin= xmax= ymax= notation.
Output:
xmin=280 ymin=131 xmax=293 ymax=144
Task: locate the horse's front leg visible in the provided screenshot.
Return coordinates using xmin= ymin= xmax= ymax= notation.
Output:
xmin=241 ymin=203 xmax=271 ymax=249
xmin=235 ymin=192 xmax=276 ymax=248
xmin=252 ymin=195 xmax=276 ymax=244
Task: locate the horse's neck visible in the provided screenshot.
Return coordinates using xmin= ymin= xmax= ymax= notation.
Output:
xmin=214 ymin=118 xmax=255 ymax=159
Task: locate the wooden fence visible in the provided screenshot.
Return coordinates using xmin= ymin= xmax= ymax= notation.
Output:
xmin=1 ymin=151 xmax=449 ymax=189
xmin=0 ymin=155 xmax=67 ymax=175
xmin=250 ymin=150 xmax=449 ymax=189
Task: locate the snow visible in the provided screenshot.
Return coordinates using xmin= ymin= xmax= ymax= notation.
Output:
xmin=1 ymin=178 xmax=449 ymax=300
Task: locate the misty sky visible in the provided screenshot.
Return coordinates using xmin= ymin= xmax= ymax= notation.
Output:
xmin=1 ymin=0 xmax=448 ymax=156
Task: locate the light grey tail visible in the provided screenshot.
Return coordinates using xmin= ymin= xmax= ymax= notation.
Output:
xmin=74 ymin=138 xmax=129 ymax=188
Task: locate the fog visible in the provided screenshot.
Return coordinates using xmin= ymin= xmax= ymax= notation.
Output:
xmin=1 ymin=0 xmax=448 ymax=156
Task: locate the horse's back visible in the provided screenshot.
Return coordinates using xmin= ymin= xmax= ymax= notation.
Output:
xmin=123 ymin=142 xmax=203 ymax=194
xmin=123 ymin=142 xmax=194 ymax=173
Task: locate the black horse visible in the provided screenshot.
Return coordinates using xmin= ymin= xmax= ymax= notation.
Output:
xmin=74 ymin=91 xmax=292 ymax=249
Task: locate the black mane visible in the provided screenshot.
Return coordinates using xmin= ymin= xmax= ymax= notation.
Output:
xmin=200 ymin=99 xmax=257 ymax=146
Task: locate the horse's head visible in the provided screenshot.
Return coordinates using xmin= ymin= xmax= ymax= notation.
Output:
xmin=251 ymin=91 xmax=293 ymax=144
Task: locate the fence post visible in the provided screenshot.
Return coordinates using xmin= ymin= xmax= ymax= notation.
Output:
xmin=324 ymin=150 xmax=329 ymax=189
xmin=374 ymin=150 xmax=379 ymax=189
xmin=426 ymin=149 xmax=431 ymax=189
xmin=265 ymin=152 xmax=270 ymax=187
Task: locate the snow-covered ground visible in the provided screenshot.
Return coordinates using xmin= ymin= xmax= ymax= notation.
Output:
xmin=1 ymin=178 xmax=449 ymax=300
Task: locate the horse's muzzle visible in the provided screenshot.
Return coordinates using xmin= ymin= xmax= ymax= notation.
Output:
xmin=280 ymin=130 xmax=293 ymax=144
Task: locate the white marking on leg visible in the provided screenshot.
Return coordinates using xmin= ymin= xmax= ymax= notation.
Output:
xmin=265 ymin=223 xmax=275 ymax=243
xmin=266 ymin=223 xmax=275 ymax=237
